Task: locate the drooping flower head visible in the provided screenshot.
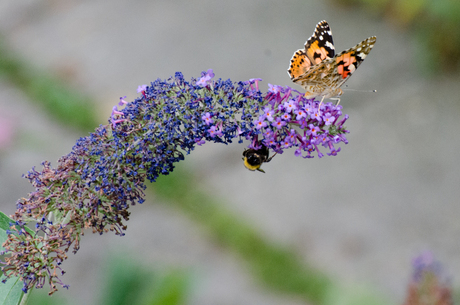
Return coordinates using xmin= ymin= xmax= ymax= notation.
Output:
xmin=1 ymin=70 xmax=349 ymax=294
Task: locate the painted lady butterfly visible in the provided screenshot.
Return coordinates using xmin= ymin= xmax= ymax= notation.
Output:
xmin=288 ymin=20 xmax=376 ymax=105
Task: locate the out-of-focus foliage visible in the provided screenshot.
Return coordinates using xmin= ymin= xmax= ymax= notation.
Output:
xmin=332 ymin=0 xmax=460 ymax=73
xmin=0 ymin=37 xmax=99 ymax=132
xmin=28 ymin=255 xmax=190 ymax=305
xmin=98 ymin=255 xmax=190 ymax=305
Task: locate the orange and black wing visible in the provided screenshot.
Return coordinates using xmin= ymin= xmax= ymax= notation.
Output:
xmin=332 ymin=36 xmax=376 ymax=87
xmin=288 ymin=20 xmax=335 ymax=80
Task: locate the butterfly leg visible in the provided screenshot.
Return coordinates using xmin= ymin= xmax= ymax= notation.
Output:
xmin=317 ymin=96 xmax=325 ymax=116
xmin=330 ymin=97 xmax=341 ymax=106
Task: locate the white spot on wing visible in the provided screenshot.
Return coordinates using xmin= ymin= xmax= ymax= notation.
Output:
xmin=325 ymin=41 xmax=334 ymax=49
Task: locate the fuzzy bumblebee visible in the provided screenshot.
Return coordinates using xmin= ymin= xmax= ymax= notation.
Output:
xmin=242 ymin=145 xmax=276 ymax=173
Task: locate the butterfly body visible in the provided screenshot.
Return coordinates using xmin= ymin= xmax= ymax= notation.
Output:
xmin=288 ymin=20 xmax=376 ymax=101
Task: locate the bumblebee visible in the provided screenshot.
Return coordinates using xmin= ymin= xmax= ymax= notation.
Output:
xmin=242 ymin=145 xmax=276 ymax=173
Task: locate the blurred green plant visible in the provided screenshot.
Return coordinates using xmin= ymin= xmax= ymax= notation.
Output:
xmin=99 ymin=255 xmax=189 ymax=305
xmin=333 ymin=0 xmax=460 ymax=73
xmin=155 ymin=165 xmax=391 ymax=305
xmin=0 ymin=37 xmax=98 ymax=132
xmin=155 ymin=165 xmax=333 ymax=302
xmin=28 ymin=288 xmax=67 ymax=305
xmin=27 ymin=254 xmax=190 ymax=305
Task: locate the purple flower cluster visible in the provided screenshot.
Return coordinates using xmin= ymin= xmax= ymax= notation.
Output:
xmin=250 ymin=83 xmax=348 ymax=158
xmin=1 ymin=70 xmax=349 ymax=294
xmin=402 ymin=252 xmax=453 ymax=305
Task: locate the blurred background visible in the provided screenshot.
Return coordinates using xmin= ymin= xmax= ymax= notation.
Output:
xmin=1 ymin=0 xmax=460 ymax=304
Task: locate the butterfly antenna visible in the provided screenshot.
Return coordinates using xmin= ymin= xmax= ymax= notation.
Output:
xmin=343 ymin=85 xmax=377 ymax=93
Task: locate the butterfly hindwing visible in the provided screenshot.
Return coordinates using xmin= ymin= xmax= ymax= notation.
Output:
xmin=333 ymin=36 xmax=376 ymax=86
xmin=288 ymin=49 xmax=311 ymax=80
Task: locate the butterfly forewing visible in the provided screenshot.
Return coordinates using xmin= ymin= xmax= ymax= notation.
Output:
xmin=304 ymin=20 xmax=335 ymax=64
xmin=288 ymin=20 xmax=335 ymax=80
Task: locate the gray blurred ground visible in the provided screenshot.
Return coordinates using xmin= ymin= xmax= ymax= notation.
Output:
xmin=1 ymin=0 xmax=460 ymax=304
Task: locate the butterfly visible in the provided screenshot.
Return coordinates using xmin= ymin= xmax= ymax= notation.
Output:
xmin=287 ymin=20 xmax=376 ymax=107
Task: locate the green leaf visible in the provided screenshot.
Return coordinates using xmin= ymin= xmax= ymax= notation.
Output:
xmin=0 ymin=276 xmax=28 ymax=305
xmin=0 ymin=211 xmax=14 ymax=232
xmin=0 ymin=212 xmax=33 ymax=252
xmin=0 ymin=212 xmax=33 ymax=305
